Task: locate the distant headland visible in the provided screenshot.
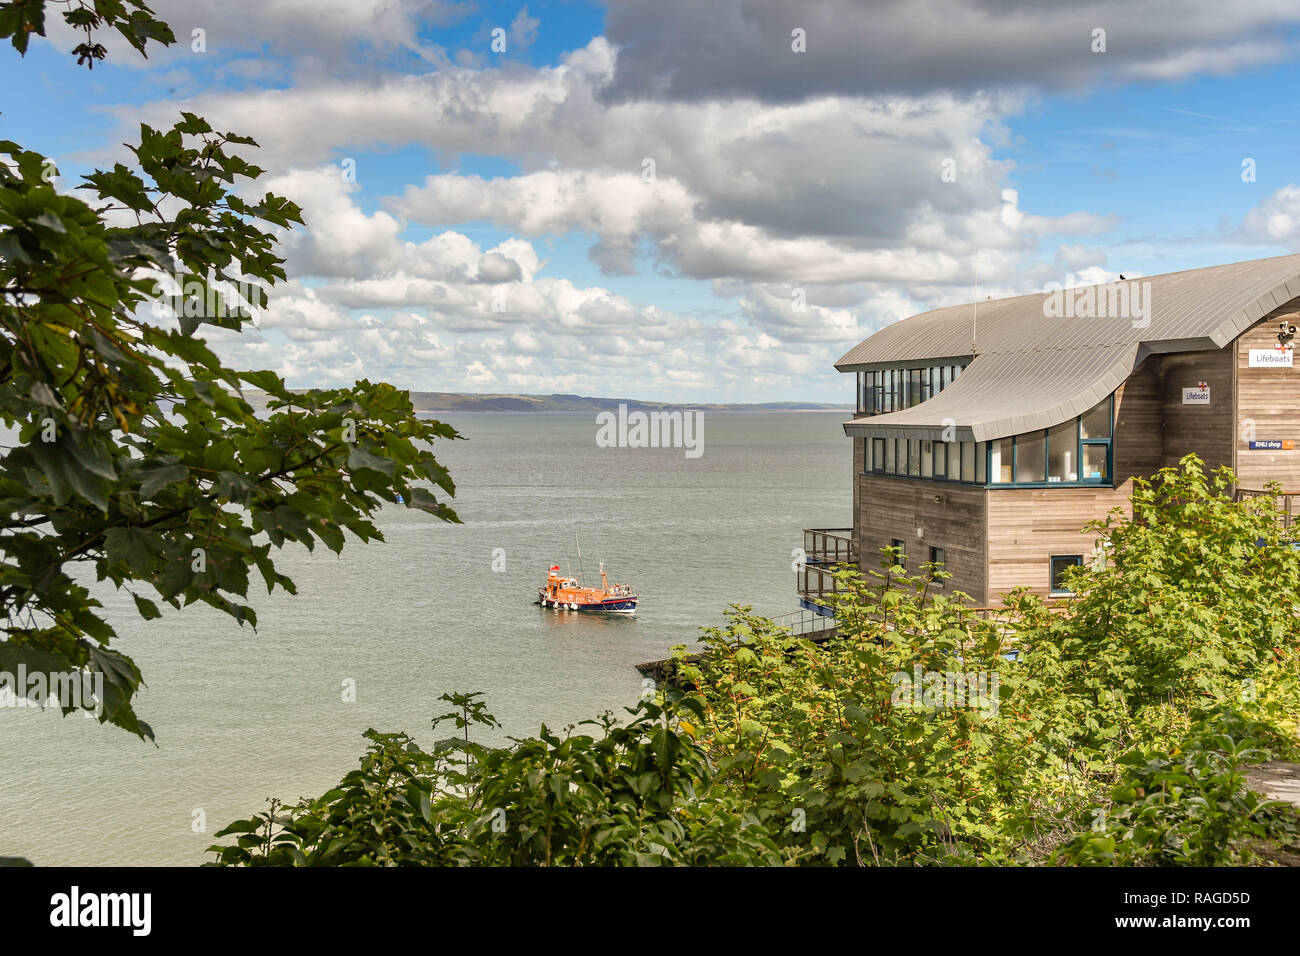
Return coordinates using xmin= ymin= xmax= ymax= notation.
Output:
xmin=245 ymin=390 xmax=851 ymax=413
xmin=405 ymin=393 xmax=851 ymax=413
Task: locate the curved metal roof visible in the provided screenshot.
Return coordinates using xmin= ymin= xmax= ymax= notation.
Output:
xmin=838 ymin=253 xmax=1300 ymax=442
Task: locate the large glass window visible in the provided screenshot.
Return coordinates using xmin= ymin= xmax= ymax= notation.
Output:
xmin=1081 ymin=398 xmax=1112 ymax=438
xmin=854 ymin=362 xmax=969 ymax=415
xmin=1016 ymin=431 xmax=1046 ymax=483
xmin=991 ymin=438 xmax=1014 ymax=483
xmin=1048 ymin=420 xmax=1078 ymax=483
xmin=857 ymin=377 xmax=1118 ymax=489
xmin=910 ymin=368 xmax=926 ymax=404
xmin=981 ymin=396 xmax=1112 ymax=486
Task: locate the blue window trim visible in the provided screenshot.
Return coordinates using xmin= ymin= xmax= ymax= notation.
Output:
xmin=860 ymin=394 xmax=1116 ymax=488
xmin=984 ymin=394 xmax=1114 ymax=488
xmin=856 ymin=362 xmax=969 ymax=416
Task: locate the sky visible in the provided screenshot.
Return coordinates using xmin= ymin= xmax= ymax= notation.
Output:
xmin=5 ymin=0 xmax=1300 ymax=403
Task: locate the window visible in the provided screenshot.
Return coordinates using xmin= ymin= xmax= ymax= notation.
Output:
xmin=991 ymin=437 xmax=1014 ymax=483
xmin=855 ymin=362 xmax=969 ymax=415
xmin=871 ymin=437 xmax=885 ymax=473
xmin=1080 ymin=394 xmax=1112 ymax=482
xmin=1082 ymin=444 xmax=1109 ymax=482
xmin=891 ymin=539 xmax=907 ymax=568
xmin=1016 ymin=431 xmax=1046 ymax=483
xmin=961 ymin=441 xmax=976 ymax=482
xmin=928 ymin=546 xmax=946 ymax=585
xmin=1081 ymin=399 xmax=1112 ymax=438
xmin=983 ymin=396 xmax=1113 ymax=487
xmin=1049 ymin=555 xmax=1083 ymax=596
xmin=907 ymin=440 xmax=921 ymax=476
xmin=910 ymin=368 xmax=926 ymax=404
xmin=933 ymin=441 xmax=946 ymax=479
xmin=1047 ymin=420 xmax=1078 ymax=482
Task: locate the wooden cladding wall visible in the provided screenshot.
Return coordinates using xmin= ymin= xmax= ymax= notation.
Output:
xmin=1235 ymin=313 xmax=1300 ymax=489
xmin=986 ymin=485 xmax=1132 ymax=601
xmin=1152 ymin=346 xmax=1235 ymax=471
xmin=856 ymin=473 xmax=987 ymax=603
xmin=853 ymin=437 xmax=864 ymax=520
xmin=1113 ymin=361 xmax=1163 ymax=481
xmin=982 ymin=378 xmax=1151 ymax=601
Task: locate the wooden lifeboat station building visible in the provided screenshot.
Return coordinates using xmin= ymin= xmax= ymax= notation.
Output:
xmin=799 ymin=253 xmax=1300 ymax=608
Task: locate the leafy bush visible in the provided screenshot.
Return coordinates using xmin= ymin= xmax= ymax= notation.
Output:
xmin=1054 ymin=710 xmax=1300 ymax=866
xmin=211 ymin=456 xmax=1300 ymax=866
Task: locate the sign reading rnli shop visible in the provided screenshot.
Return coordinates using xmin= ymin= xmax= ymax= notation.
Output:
xmin=1249 ymin=440 xmax=1296 ymax=450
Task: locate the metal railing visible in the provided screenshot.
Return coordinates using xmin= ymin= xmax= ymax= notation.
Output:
xmin=797 ymin=528 xmax=858 ymax=607
xmin=772 ymin=607 xmax=838 ymax=638
xmin=1236 ymin=488 xmax=1300 ymax=529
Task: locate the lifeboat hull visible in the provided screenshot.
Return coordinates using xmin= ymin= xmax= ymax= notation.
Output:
xmin=536 ymin=588 xmax=637 ymax=613
xmin=537 ymin=562 xmax=637 ymax=614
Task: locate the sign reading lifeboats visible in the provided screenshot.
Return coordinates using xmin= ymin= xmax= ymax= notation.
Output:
xmin=1249 ymin=348 xmax=1293 ymax=368
xmin=1249 ymin=440 xmax=1296 ymax=450
xmin=1182 ymin=387 xmax=1210 ymax=405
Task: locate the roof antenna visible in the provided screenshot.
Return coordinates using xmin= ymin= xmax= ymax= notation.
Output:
xmin=970 ymin=254 xmax=979 ymax=356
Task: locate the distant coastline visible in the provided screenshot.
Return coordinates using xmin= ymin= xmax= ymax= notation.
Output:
xmin=248 ymin=390 xmax=851 ymax=413
xmin=407 ymin=392 xmax=852 ymax=413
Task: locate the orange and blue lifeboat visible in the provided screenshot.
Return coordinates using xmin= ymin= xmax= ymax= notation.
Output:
xmin=537 ymin=563 xmax=637 ymax=613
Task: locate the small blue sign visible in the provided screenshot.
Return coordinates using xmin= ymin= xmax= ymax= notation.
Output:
xmin=1249 ymin=440 xmax=1294 ymax=450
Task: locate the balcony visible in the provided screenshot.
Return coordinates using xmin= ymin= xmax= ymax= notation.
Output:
xmin=797 ymin=528 xmax=858 ymax=614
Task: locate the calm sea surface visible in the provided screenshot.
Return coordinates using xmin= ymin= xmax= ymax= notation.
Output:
xmin=1 ymin=411 xmax=848 ymax=865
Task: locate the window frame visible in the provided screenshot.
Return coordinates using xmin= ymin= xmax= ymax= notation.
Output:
xmin=855 ymin=362 xmax=969 ymax=416
xmin=984 ymin=395 xmax=1115 ymax=488
xmin=1049 ymin=554 xmax=1083 ymax=597
xmin=928 ymin=546 xmax=946 ymax=587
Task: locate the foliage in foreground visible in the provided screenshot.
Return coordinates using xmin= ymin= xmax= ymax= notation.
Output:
xmin=1 ymin=2 xmax=459 ymax=739
xmin=211 ymin=457 xmax=1300 ymax=866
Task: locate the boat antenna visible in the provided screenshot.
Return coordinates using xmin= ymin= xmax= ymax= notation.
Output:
xmin=575 ymin=534 xmax=586 ymax=585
